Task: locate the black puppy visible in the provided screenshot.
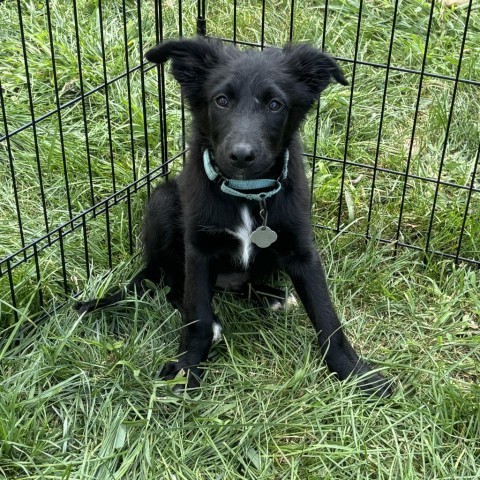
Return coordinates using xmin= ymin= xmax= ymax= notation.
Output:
xmin=77 ymin=38 xmax=391 ymax=397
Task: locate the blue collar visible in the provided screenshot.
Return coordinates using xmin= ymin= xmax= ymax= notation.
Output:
xmin=202 ymin=149 xmax=289 ymax=201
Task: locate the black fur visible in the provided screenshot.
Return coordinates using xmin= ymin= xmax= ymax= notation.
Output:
xmin=77 ymin=38 xmax=392 ymax=397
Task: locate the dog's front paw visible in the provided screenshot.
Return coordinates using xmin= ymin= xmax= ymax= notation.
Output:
xmin=160 ymin=361 xmax=203 ymax=390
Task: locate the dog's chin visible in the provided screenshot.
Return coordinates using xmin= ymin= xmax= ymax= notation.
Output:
xmin=217 ymin=162 xmax=274 ymax=181
xmin=229 ymin=170 xmax=252 ymax=181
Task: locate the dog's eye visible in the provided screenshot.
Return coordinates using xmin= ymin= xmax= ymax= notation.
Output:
xmin=268 ymin=99 xmax=283 ymax=112
xmin=215 ymin=95 xmax=229 ymax=108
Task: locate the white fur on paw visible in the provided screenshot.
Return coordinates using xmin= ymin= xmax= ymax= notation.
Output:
xmin=212 ymin=322 xmax=223 ymax=343
xmin=269 ymin=293 xmax=298 ymax=311
xmin=286 ymin=293 xmax=298 ymax=308
xmin=270 ymin=300 xmax=283 ymax=311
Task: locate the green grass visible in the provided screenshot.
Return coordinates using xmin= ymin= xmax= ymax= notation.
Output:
xmin=1 ymin=0 xmax=479 ymax=478
xmin=1 ymin=242 xmax=479 ymax=478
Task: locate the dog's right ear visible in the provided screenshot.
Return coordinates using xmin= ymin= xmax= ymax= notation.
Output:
xmin=282 ymin=44 xmax=348 ymax=108
xmin=145 ymin=38 xmax=224 ymax=103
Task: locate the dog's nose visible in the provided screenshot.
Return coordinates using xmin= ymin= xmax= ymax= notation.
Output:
xmin=230 ymin=143 xmax=255 ymax=165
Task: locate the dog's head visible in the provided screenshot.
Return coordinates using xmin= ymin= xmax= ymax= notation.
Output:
xmin=146 ymin=38 xmax=347 ymax=180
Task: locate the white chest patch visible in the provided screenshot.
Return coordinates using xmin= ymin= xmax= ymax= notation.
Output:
xmin=226 ymin=206 xmax=254 ymax=269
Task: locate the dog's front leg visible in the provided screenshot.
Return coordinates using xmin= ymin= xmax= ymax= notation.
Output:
xmin=160 ymin=249 xmax=215 ymax=389
xmin=285 ymin=248 xmax=391 ymax=397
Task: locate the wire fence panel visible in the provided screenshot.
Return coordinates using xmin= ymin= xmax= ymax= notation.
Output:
xmin=1 ymin=0 xmax=478 ymax=323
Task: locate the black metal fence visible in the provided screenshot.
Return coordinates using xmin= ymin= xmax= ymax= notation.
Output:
xmin=1 ymin=0 xmax=479 ymax=323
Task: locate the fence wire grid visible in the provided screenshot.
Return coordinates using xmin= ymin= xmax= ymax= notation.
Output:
xmin=1 ymin=0 xmax=479 ymax=322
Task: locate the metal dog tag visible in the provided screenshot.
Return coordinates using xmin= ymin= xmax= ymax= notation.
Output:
xmin=250 ymin=226 xmax=277 ymax=248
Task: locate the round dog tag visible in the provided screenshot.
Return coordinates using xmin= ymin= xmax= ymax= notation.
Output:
xmin=250 ymin=226 xmax=277 ymax=248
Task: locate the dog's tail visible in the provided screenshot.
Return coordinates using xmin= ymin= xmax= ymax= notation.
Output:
xmin=74 ymin=268 xmax=156 ymax=315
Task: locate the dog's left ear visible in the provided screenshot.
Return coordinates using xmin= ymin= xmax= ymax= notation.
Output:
xmin=283 ymin=44 xmax=348 ymax=103
xmin=145 ymin=37 xmax=225 ymax=105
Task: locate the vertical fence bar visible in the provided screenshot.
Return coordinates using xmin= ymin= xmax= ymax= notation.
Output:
xmin=159 ymin=5 xmax=169 ymax=176
xmin=98 ymin=0 xmax=116 ymax=193
xmin=321 ymin=0 xmax=329 ymax=50
xmin=45 ymin=0 xmax=72 ymax=222
xmin=336 ymin=0 xmax=364 ymax=233
xmin=33 ymin=243 xmax=43 ymax=308
xmin=309 ymin=0 xmax=330 ymax=209
xmin=73 ymin=0 xmax=95 ymax=208
xmin=365 ymin=0 xmax=399 ymax=239
xmin=455 ymin=142 xmax=480 ymax=263
xmin=7 ymin=259 xmax=18 ymax=323
xmin=289 ymin=0 xmax=295 ymax=42
xmin=260 ymin=0 xmax=266 ymax=49
xmin=16 ymin=0 xmax=50 ymax=238
xmin=137 ymin=0 xmax=151 ymax=196
xmin=178 ymin=0 xmax=187 ymax=163
xmin=394 ymin=0 xmax=436 ymax=254
xmin=105 ymin=202 xmax=112 ymax=270
xmin=122 ymin=0 xmax=137 ymax=186
xmin=126 ymin=188 xmax=134 ymax=255
xmin=233 ymin=0 xmax=237 ymax=44
xmin=82 ymin=216 xmax=90 ymax=280
xmin=0 ymin=77 xmax=26 ymax=258
xmin=178 ymin=0 xmax=183 ymax=37
xmin=153 ymin=0 xmax=168 ymax=177
xmin=197 ymin=0 xmax=206 ymax=35
xmin=58 ymin=227 xmax=69 ymax=295
xmin=425 ymin=1 xmax=473 ymax=256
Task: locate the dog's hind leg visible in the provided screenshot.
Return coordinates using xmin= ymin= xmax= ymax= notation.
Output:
xmin=75 ymin=180 xmax=184 ymax=315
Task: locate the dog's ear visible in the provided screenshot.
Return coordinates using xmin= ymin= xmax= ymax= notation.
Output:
xmin=283 ymin=44 xmax=348 ymax=103
xmin=145 ymin=38 xmax=224 ymax=102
